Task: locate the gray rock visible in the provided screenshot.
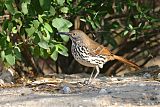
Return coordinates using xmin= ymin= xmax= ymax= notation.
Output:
xmin=61 ymin=86 xmax=71 ymax=94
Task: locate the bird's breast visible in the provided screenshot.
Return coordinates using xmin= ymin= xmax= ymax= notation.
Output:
xmin=71 ymin=43 xmax=107 ymax=68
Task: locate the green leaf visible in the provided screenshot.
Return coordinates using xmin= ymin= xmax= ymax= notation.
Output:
xmin=38 ymin=15 xmax=43 ymax=23
xmin=5 ymin=0 xmax=15 ymax=15
xmin=12 ymin=27 xmax=17 ymax=33
xmin=8 ymin=22 xmax=13 ymax=33
xmin=38 ymin=40 xmax=49 ymax=49
xmin=87 ymin=16 xmax=97 ymax=30
xmin=80 ymin=18 xmax=86 ymax=22
xmin=49 ymin=6 xmax=56 ymax=16
xmin=25 ymin=25 xmax=36 ymax=36
xmin=123 ymin=30 xmax=129 ymax=36
xmin=36 ymin=31 xmax=43 ymax=41
xmin=57 ymin=0 xmax=65 ymax=6
xmin=32 ymin=20 xmax=40 ymax=29
xmin=5 ymin=54 xmax=15 ymax=65
xmin=44 ymin=22 xmax=53 ymax=33
xmin=1 ymin=51 xmax=5 ymax=61
xmin=33 ymin=46 xmax=40 ymax=56
xmin=52 ymin=18 xmax=72 ymax=31
xmin=39 ymin=0 xmax=51 ymax=11
xmin=21 ymin=2 xmax=28 ymax=14
xmin=57 ymin=27 xmax=70 ymax=42
xmin=60 ymin=34 xmax=69 ymax=42
xmin=40 ymin=48 xmax=48 ymax=58
xmin=56 ymin=44 xmax=68 ymax=56
xmin=112 ymin=21 xmax=120 ymax=28
xmin=31 ymin=0 xmax=43 ymax=14
xmin=129 ymin=24 xmax=133 ymax=30
xmin=0 ymin=37 xmax=7 ymax=48
xmin=130 ymin=30 xmax=136 ymax=35
xmin=15 ymin=18 xmax=22 ymax=27
xmin=7 ymin=35 xmax=10 ymax=42
xmin=43 ymin=28 xmax=50 ymax=41
xmin=50 ymin=49 xmax=58 ymax=61
xmin=14 ymin=47 xmax=21 ymax=60
xmin=2 ymin=20 xmax=9 ymax=31
xmin=52 ymin=18 xmax=71 ymax=41
xmin=27 ymin=2 xmax=36 ymax=16
xmin=60 ymin=7 xmax=69 ymax=13
xmin=66 ymin=0 xmax=72 ymax=4
xmin=138 ymin=23 xmax=142 ymax=27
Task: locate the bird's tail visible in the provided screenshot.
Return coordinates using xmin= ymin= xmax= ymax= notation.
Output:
xmin=113 ymin=55 xmax=140 ymax=70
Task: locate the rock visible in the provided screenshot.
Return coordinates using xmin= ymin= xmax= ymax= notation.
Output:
xmin=143 ymin=73 xmax=151 ymax=79
xmin=61 ymin=86 xmax=71 ymax=94
xmin=99 ymin=88 xmax=107 ymax=94
xmin=0 ymin=68 xmax=15 ymax=83
xmin=157 ymin=73 xmax=160 ymax=79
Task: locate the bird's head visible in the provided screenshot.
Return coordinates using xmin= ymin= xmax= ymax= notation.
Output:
xmin=57 ymin=30 xmax=87 ymax=42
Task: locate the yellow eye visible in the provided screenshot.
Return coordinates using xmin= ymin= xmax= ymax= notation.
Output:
xmin=72 ymin=33 xmax=76 ymax=36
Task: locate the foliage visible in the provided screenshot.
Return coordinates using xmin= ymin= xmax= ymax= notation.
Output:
xmin=0 ymin=0 xmax=159 ymax=75
xmin=0 ymin=0 xmax=72 ymax=66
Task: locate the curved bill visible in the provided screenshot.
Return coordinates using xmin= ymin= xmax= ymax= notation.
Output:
xmin=56 ymin=32 xmax=72 ymax=36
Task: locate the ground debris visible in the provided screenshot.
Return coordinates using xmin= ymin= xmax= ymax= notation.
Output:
xmin=0 ymin=73 xmax=159 ymax=107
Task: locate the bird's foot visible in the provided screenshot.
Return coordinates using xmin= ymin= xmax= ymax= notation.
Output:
xmin=83 ymin=78 xmax=96 ymax=86
xmin=83 ymin=79 xmax=91 ymax=85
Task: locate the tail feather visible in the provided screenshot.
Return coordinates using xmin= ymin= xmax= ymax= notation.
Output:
xmin=113 ymin=55 xmax=140 ymax=70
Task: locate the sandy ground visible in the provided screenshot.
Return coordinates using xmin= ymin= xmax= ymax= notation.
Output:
xmin=0 ymin=74 xmax=159 ymax=107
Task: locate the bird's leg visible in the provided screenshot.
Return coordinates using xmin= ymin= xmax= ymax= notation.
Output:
xmin=86 ymin=66 xmax=100 ymax=84
xmin=93 ymin=66 xmax=100 ymax=80
xmin=88 ymin=68 xmax=95 ymax=83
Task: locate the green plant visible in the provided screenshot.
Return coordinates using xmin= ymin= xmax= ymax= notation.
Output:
xmin=0 ymin=0 xmax=72 ymax=68
xmin=0 ymin=0 xmax=159 ymax=76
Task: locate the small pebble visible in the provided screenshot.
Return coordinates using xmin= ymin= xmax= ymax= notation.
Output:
xmin=157 ymin=73 xmax=160 ymax=79
xmin=139 ymin=83 xmax=146 ymax=86
xmin=99 ymin=77 xmax=107 ymax=81
xmin=99 ymin=88 xmax=107 ymax=94
xmin=0 ymin=79 xmax=4 ymax=84
xmin=61 ymin=86 xmax=71 ymax=94
xmin=83 ymin=80 xmax=90 ymax=85
xmin=111 ymin=78 xmax=118 ymax=81
xmin=143 ymin=73 xmax=151 ymax=79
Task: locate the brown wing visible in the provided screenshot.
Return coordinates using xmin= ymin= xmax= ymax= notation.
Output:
xmin=92 ymin=46 xmax=140 ymax=69
xmin=87 ymin=39 xmax=115 ymax=61
xmin=85 ymin=36 xmax=140 ymax=70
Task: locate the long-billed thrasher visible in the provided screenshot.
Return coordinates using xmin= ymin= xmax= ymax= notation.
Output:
xmin=58 ymin=30 xmax=140 ymax=82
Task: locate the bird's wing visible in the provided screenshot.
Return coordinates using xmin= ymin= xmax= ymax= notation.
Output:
xmin=93 ymin=45 xmax=111 ymax=55
xmin=89 ymin=44 xmax=115 ymax=60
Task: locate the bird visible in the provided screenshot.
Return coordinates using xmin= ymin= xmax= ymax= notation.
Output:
xmin=57 ymin=30 xmax=140 ymax=83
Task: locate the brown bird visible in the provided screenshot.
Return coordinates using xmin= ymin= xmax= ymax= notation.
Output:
xmin=58 ymin=30 xmax=140 ymax=83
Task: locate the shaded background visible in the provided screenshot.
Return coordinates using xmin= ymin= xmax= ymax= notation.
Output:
xmin=0 ymin=0 xmax=159 ymax=79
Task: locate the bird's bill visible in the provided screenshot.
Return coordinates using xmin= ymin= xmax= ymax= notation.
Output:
xmin=57 ymin=32 xmax=72 ymax=36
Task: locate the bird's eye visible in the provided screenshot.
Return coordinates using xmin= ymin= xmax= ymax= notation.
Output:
xmin=72 ymin=33 xmax=76 ymax=36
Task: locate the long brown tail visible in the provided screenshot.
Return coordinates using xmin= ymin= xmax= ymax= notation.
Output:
xmin=113 ymin=55 xmax=140 ymax=70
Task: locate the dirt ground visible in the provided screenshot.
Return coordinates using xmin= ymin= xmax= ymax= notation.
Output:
xmin=0 ymin=69 xmax=160 ymax=107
